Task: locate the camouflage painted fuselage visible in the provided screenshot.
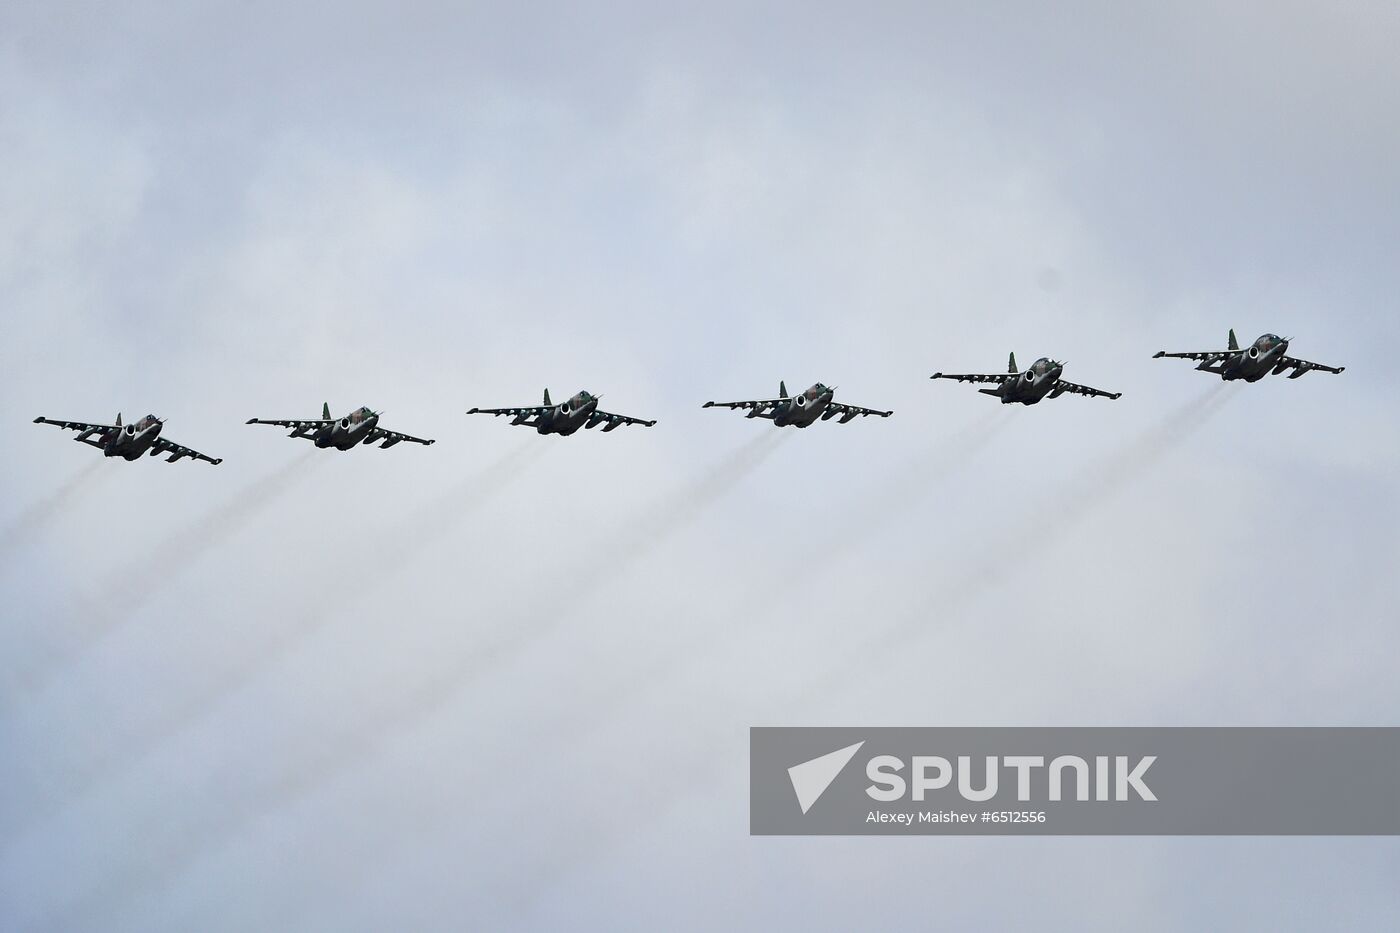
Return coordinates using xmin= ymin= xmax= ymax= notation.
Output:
xmin=987 ymin=358 xmax=1068 ymax=405
xmin=100 ymin=414 xmax=164 ymax=459
xmin=1204 ymin=334 xmax=1290 ymax=382
xmin=770 ymin=384 xmax=836 ymax=427
xmin=303 ymin=407 xmax=380 ymax=449
xmin=530 ymin=391 xmax=601 ymax=436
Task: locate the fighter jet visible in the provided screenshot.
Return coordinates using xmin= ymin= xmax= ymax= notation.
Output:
xmin=246 ymin=403 xmax=434 ymax=450
xmin=702 ymin=381 xmax=892 ymax=427
xmin=468 ymin=389 xmax=656 ymax=435
xmin=1153 ymin=330 xmax=1344 ymax=381
xmin=930 ymin=353 xmax=1122 ymax=405
xmin=33 ymin=412 xmax=223 ymax=464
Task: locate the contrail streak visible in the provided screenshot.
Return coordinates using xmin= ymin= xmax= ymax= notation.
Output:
xmin=36 ymin=432 xmax=787 ymax=928
xmin=801 ymin=383 xmax=1238 ymax=699
xmin=1 ymin=451 xmax=321 ymax=706
xmin=252 ymin=413 xmax=1017 ymax=916
xmin=0 ymin=440 xmax=547 ymax=853
xmin=547 ymin=412 xmax=1013 ymax=750
xmin=466 ymin=387 xmax=1244 ymax=904
xmin=0 ymin=459 xmax=106 ymax=570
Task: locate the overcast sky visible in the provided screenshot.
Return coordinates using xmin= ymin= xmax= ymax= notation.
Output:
xmin=2 ymin=2 xmax=1398 ymax=930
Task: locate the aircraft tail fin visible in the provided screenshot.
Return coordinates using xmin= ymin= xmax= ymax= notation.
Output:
xmin=543 ymin=388 xmax=552 ymax=406
xmin=115 ymin=412 xmax=122 ymax=427
xmin=779 ymin=380 xmax=788 ymax=398
xmin=322 ymin=402 xmax=331 ymax=419
xmin=1008 ymin=352 xmax=1018 ymax=374
xmin=1227 ymin=329 xmax=1239 ymax=352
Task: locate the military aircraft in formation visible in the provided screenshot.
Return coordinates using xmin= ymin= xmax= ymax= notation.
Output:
xmin=245 ymin=403 xmax=435 ymax=450
xmin=1153 ymin=330 xmax=1344 ymax=381
xmin=30 ymin=336 xmax=1347 ymax=465
xmin=468 ymin=389 xmax=656 ymax=435
xmin=930 ymin=353 xmax=1122 ymax=405
xmin=703 ymin=381 xmax=892 ymax=427
xmin=32 ymin=413 xmax=223 ymax=464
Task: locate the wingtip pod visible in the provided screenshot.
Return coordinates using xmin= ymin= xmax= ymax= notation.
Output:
xmin=930 ymin=373 xmax=943 ymax=379
xmin=1111 ymin=392 xmax=1123 ymax=400
xmin=245 ymin=417 xmax=257 ymax=424
xmin=646 ymin=419 xmax=658 ymax=427
xmin=213 ymin=458 xmax=224 ymax=465
xmin=702 ymin=401 xmax=714 ymax=408
xmin=1152 ymin=351 xmax=1166 ymax=359
xmin=33 ymin=415 xmax=44 ymax=423
xmin=467 ymin=407 xmax=479 ymax=414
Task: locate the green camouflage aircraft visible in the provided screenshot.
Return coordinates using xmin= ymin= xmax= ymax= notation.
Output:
xmin=246 ymin=403 xmax=434 ymax=450
xmin=1154 ymin=330 xmax=1344 ymax=381
xmin=469 ymin=389 xmax=656 ymax=435
xmin=33 ymin=412 xmax=222 ymax=464
xmin=703 ymin=382 xmax=892 ymax=427
xmin=931 ymin=353 xmax=1121 ymax=405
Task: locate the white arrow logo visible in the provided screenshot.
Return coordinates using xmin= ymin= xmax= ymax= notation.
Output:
xmin=788 ymin=741 xmax=865 ymax=814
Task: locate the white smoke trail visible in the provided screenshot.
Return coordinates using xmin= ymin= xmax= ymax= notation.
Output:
xmin=0 ymin=439 xmax=548 ymax=852
xmin=1 ymin=451 xmax=321 ymax=706
xmin=467 ymin=386 xmax=1244 ymax=903
xmin=33 ymin=431 xmax=789 ymax=929
xmin=0 ymin=459 xmax=107 ymax=570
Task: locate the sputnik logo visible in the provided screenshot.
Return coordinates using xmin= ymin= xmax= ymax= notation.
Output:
xmin=787 ymin=741 xmax=865 ymax=814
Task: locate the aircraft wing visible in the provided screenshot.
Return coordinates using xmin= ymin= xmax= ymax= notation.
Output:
xmin=467 ymin=405 xmax=550 ymax=420
xmin=152 ymin=436 xmax=223 ymax=464
xmin=33 ymin=416 xmax=116 ymax=436
xmin=702 ymin=398 xmax=783 ymax=417
xmin=246 ymin=417 xmax=335 ymax=432
xmin=824 ymin=401 xmax=893 ymax=420
xmin=585 ymin=409 xmax=657 ymax=431
xmin=364 ymin=426 xmax=435 ymax=448
xmin=929 ymin=372 xmax=1015 ymax=384
xmin=1152 ymin=349 xmax=1232 ymax=362
xmin=1272 ymin=356 xmax=1345 ymax=378
xmin=1054 ymin=380 xmax=1122 ymax=400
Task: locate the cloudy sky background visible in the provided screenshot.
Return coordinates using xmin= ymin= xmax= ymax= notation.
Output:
xmin=1 ymin=2 xmax=1398 ymax=929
